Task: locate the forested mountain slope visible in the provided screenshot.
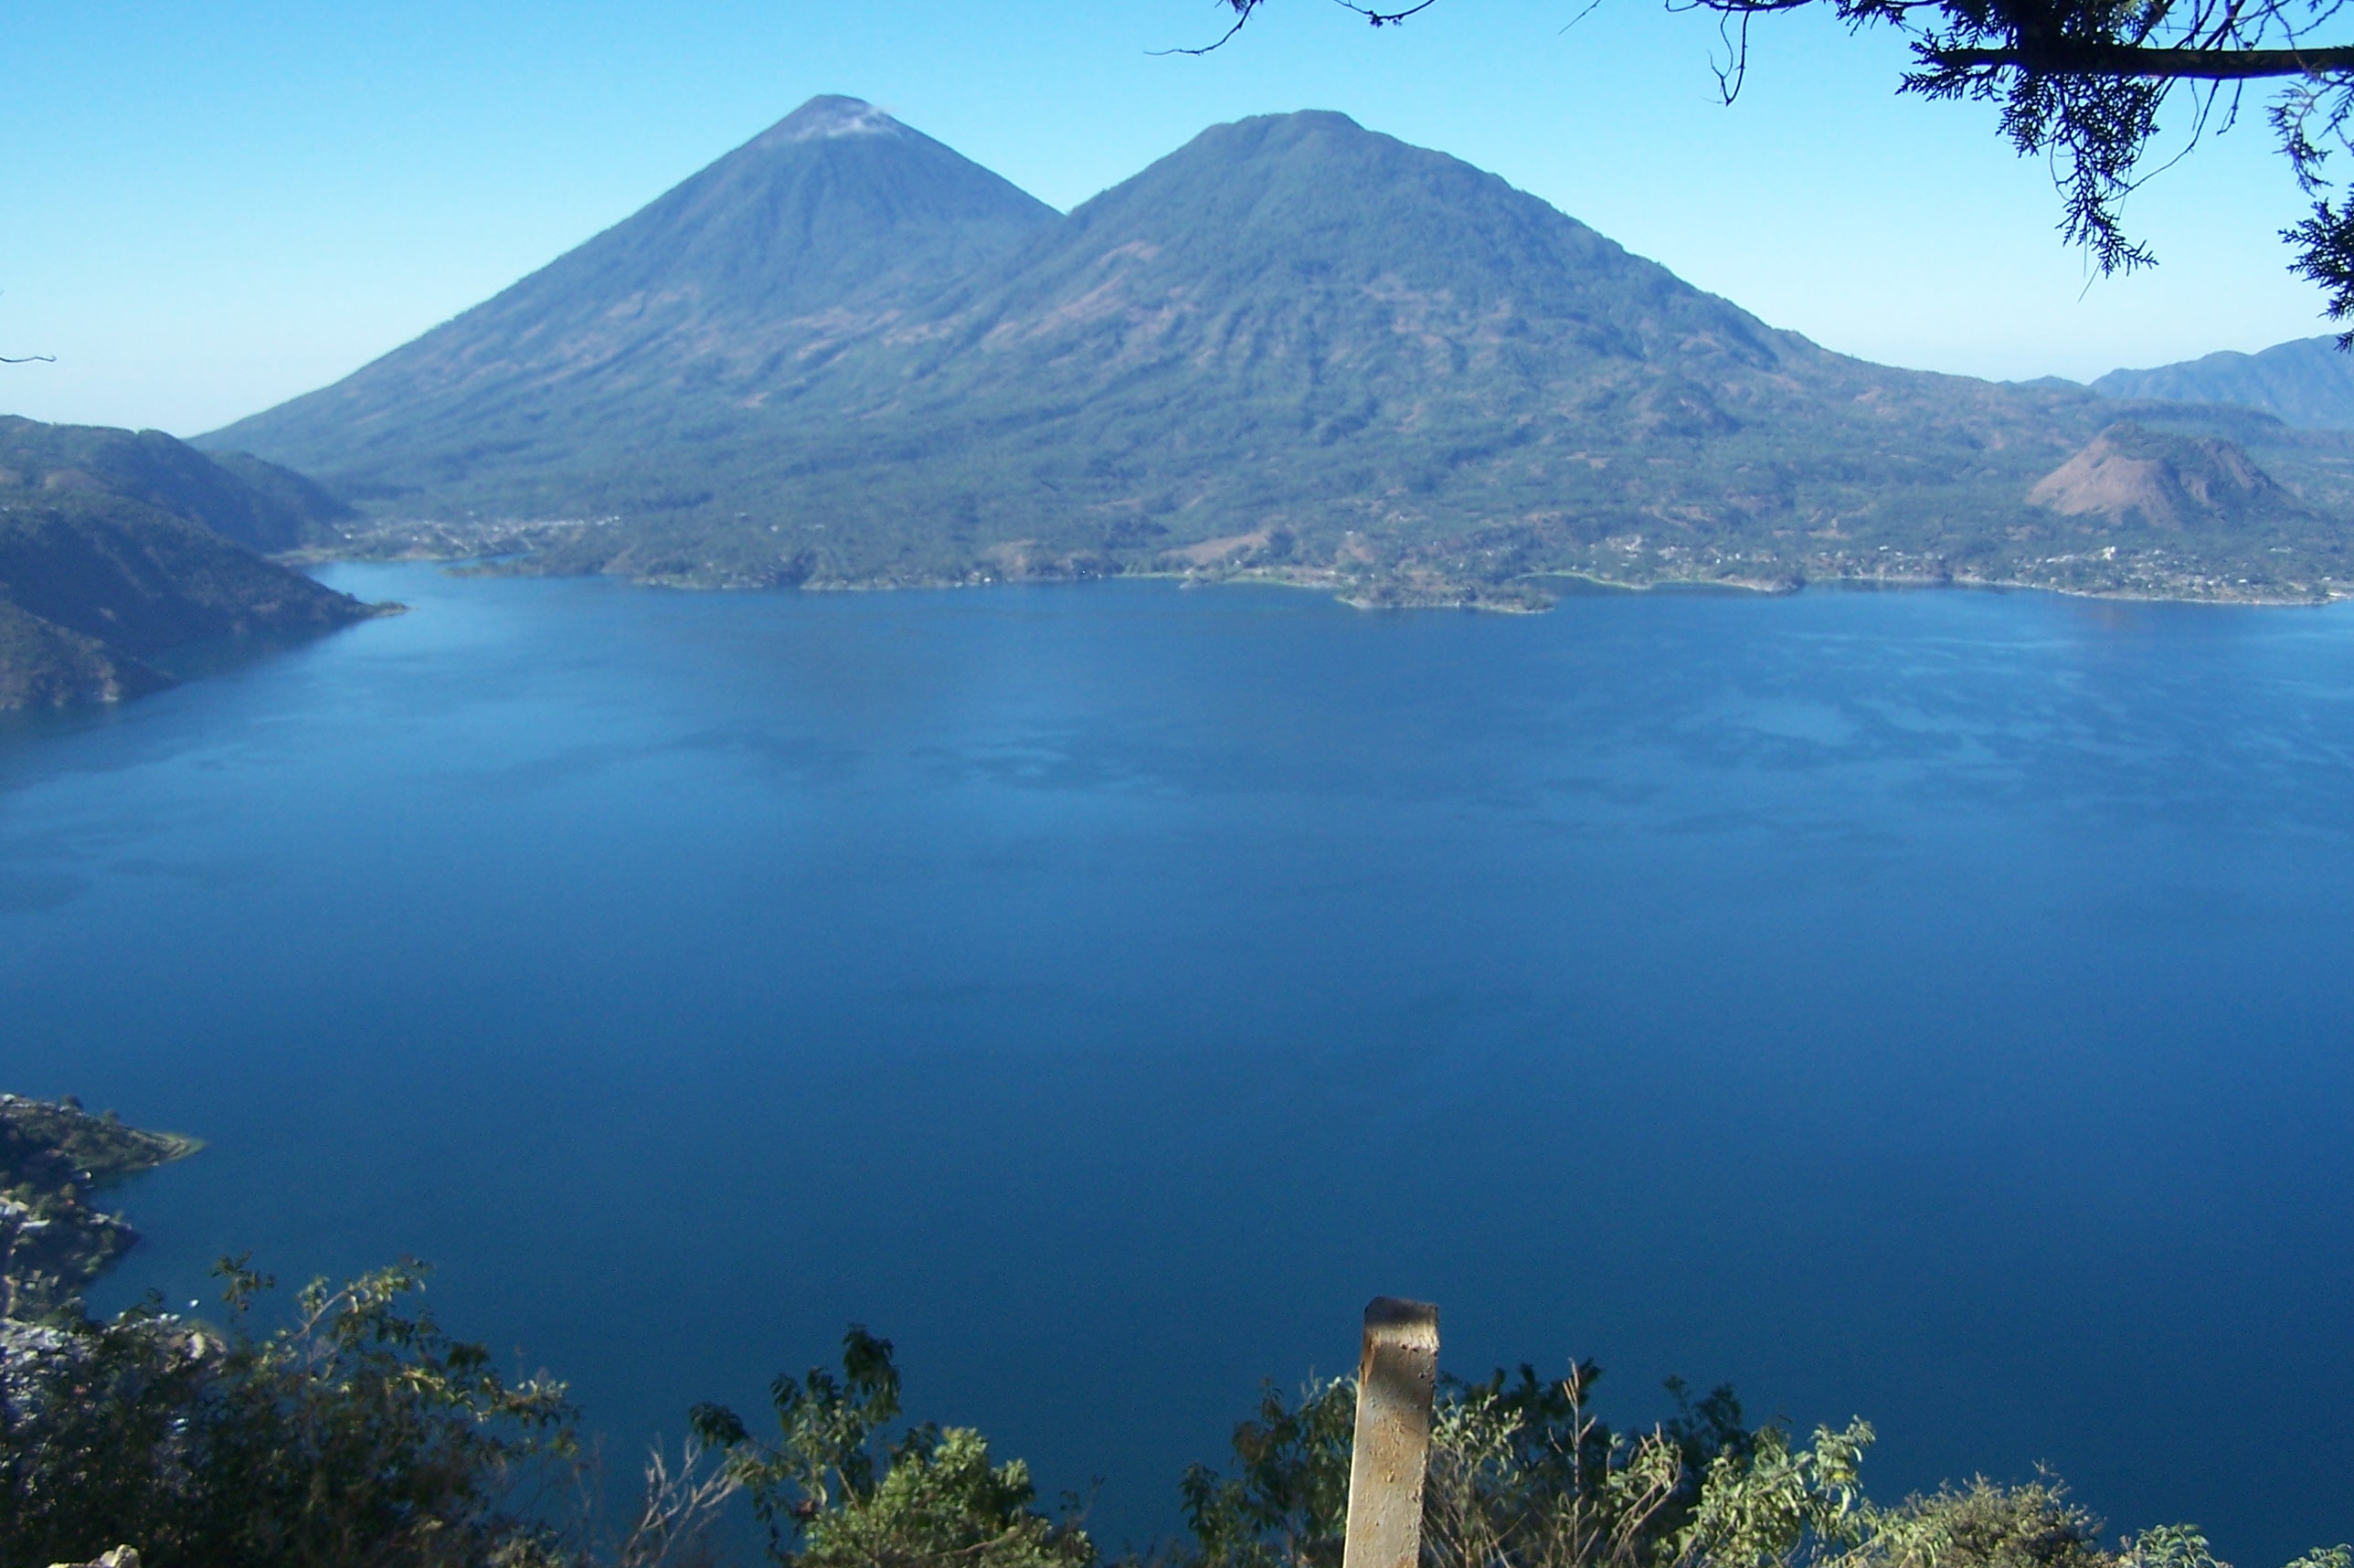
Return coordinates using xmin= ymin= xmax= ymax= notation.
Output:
xmin=203 ymin=101 xmax=2354 ymax=605
xmin=0 ymin=416 xmax=350 ymax=552
xmin=2095 ymin=336 xmax=2354 ymax=430
xmin=204 ymin=96 xmax=1059 ymax=500
xmin=0 ymin=421 xmax=379 ymax=708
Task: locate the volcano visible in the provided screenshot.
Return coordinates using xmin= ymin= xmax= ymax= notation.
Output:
xmin=207 ymin=97 xmax=1058 ymax=499
xmin=200 ymin=100 xmax=2352 ymax=604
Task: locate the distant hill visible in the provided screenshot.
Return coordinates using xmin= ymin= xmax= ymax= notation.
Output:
xmin=2094 ymin=336 xmax=2354 ymax=430
xmin=2030 ymin=422 xmax=2311 ymax=530
xmin=0 ymin=415 xmax=350 ymax=552
xmin=0 ymin=420 xmax=380 ymax=709
xmin=203 ymin=99 xmax=2354 ymax=606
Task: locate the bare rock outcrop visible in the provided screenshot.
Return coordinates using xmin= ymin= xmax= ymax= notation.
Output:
xmin=2030 ymin=421 xmax=2301 ymax=530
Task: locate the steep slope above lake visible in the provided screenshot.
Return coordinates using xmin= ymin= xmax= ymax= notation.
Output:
xmin=0 ymin=415 xmax=350 ymax=553
xmin=0 ymin=599 xmax=160 ymax=709
xmin=0 ymin=420 xmax=385 ymax=709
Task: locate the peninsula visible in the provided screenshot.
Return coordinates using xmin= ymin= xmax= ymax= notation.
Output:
xmin=0 ymin=417 xmax=388 ymax=708
xmin=0 ymin=1094 xmax=197 ymax=1318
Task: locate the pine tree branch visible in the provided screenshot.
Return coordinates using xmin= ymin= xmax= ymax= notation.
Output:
xmin=1929 ymin=41 xmax=2354 ymax=74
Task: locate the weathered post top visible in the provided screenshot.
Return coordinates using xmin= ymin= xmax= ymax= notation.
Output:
xmin=1341 ymin=1297 xmax=1440 ymax=1568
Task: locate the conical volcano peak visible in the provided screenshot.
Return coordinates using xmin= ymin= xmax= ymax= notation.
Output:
xmin=762 ymin=94 xmax=905 ymax=147
xmin=199 ymin=90 xmax=1056 ymax=473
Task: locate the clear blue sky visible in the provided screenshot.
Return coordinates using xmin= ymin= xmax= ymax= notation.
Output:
xmin=4 ymin=0 xmax=2334 ymax=435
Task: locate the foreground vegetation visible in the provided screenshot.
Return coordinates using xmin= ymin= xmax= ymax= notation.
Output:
xmin=11 ymin=1285 xmax=2347 ymax=1568
xmin=4 ymin=1098 xmax=2343 ymax=1568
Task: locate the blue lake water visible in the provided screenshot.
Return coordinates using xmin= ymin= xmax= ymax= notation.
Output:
xmin=4 ymin=566 xmax=2351 ymax=1562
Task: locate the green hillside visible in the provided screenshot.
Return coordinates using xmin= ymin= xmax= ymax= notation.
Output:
xmin=202 ymin=101 xmax=2354 ymax=606
xmin=0 ymin=599 xmax=160 ymax=709
xmin=0 ymin=421 xmax=383 ymax=709
xmin=0 ymin=415 xmax=350 ymax=553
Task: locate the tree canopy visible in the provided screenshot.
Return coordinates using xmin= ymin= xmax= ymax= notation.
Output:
xmin=1211 ymin=0 xmax=2354 ymax=339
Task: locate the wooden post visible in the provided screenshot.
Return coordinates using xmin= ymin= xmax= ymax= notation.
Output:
xmin=1341 ymin=1297 xmax=1440 ymax=1568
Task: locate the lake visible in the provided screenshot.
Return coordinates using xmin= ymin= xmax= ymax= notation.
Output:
xmin=4 ymin=566 xmax=2350 ymax=1563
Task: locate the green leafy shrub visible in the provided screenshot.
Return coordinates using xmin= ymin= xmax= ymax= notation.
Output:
xmin=1179 ymin=1362 xmax=1868 ymax=1568
xmin=5 ymin=1271 xmax=2349 ymax=1568
xmin=689 ymin=1327 xmax=1093 ymax=1568
xmin=1856 ymin=1476 xmax=2108 ymax=1568
xmin=0 ymin=1257 xmax=574 ymax=1568
xmin=1172 ymin=1360 xmax=2347 ymax=1568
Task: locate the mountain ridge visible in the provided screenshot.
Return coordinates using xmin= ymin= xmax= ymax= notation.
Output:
xmin=0 ymin=416 xmax=351 ymax=552
xmin=200 ymin=98 xmax=2354 ymax=606
xmin=2094 ymin=336 xmax=2354 ymax=429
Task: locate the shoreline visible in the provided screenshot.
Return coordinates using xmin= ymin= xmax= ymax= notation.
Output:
xmin=0 ymin=1095 xmax=203 ymax=1316
xmin=300 ymin=544 xmax=2354 ymax=615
